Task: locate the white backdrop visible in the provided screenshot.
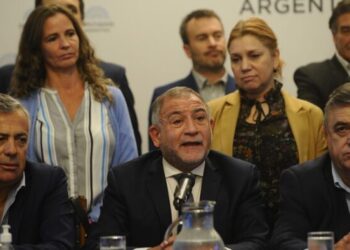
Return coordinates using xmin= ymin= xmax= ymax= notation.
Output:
xmin=0 ymin=0 xmax=340 ymax=152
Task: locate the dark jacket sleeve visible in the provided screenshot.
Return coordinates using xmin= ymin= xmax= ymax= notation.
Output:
xmin=270 ymin=168 xmax=309 ymax=250
xmin=13 ymin=167 xmax=75 ymax=250
xmin=0 ymin=64 xmax=14 ymax=93
xmin=294 ymin=66 xmax=324 ymax=109
xmin=83 ymin=167 xmax=128 ymax=250
xmin=101 ymin=61 xmax=142 ymax=155
xmin=227 ymin=165 xmax=269 ymax=250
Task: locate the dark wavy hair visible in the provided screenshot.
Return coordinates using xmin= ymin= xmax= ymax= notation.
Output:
xmin=11 ymin=4 xmax=112 ymax=101
xmin=329 ymin=0 xmax=350 ymax=33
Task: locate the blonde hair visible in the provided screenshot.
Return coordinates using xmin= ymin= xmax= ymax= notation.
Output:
xmin=228 ymin=17 xmax=283 ymax=77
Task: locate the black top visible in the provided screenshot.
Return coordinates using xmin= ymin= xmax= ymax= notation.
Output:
xmin=233 ymin=82 xmax=299 ymax=226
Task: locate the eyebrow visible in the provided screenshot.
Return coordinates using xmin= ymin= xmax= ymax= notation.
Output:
xmin=66 ymin=4 xmax=78 ymax=12
xmin=0 ymin=132 xmax=28 ymax=137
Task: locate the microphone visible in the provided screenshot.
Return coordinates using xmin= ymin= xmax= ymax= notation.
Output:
xmin=173 ymin=173 xmax=196 ymax=211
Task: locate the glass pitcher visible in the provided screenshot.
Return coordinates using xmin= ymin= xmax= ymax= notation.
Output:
xmin=164 ymin=200 xmax=225 ymax=250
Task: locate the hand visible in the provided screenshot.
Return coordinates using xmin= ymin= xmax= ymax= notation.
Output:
xmin=335 ymin=233 xmax=350 ymax=250
xmin=149 ymin=236 xmax=176 ymax=250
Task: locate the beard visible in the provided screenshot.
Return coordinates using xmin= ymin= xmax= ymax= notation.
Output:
xmin=192 ymin=50 xmax=226 ymax=73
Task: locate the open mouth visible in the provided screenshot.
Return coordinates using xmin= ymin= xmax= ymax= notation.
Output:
xmin=181 ymin=141 xmax=202 ymax=147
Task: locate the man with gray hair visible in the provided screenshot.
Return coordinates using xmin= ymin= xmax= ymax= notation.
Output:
xmin=85 ymin=87 xmax=268 ymax=250
xmin=0 ymin=93 xmax=74 ymax=249
xmin=271 ymin=82 xmax=350 ymax=249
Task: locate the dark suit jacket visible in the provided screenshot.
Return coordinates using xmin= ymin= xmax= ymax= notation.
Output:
xmin=0 ymin=62 xmax=142 ymax=155
xmin=271 ymin=153 xmax=350 ymax=250
xmin=85 ymin=150 xmax=268 ymax=250
xmin=148 ymin=72 xmax=236 ymax=151
xmin=9 ymin=161 xmax=74 ymax=249
xmin=294 ymin=55 xmax=348 ymax=110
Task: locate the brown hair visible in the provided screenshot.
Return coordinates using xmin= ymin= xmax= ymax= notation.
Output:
xmin=179 ymin=9 xmax=223 ymax=45
xmin=227 ymin=17 xmax=283 ymax=77
xmin=11 ymin=4 xmax=112 ymax=102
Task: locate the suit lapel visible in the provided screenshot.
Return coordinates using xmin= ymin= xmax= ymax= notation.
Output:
xmin=8 ymin=173 xmax=29 ymax=244
xmin=146 ymin=157 xmax=172 ymax=230
xmin=200 ymin=157 xmax=222 ymax=201
xmin=225 ymin=74 xmax=236 ymax=93
xmin=184 ymin=73 xmax=199 ymax=92
xmin=322 ymin=155 xmax=350 ymax=239
xmin=330 ymin=56 xmax=348 ymax=87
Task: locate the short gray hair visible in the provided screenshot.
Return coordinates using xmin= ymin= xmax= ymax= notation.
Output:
xmin=150 ymin=87 xmax=209 ymax=125
xmin=0 ymin=93 xmax=30 ymax=120
xmin=324 ymin=82 xmax=350 ymax=127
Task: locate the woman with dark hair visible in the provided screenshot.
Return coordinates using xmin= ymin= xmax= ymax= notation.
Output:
xmin=11 ymin=4 xmax=137 ymax=222
xmin=208 ymin=17 xmax=327 ymax=228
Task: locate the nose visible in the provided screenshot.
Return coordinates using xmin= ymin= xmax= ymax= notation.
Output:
xmin=208 ymin=35 xmax=217 ymax=47
xmin=4 ymin=139 xmax=17 ymax=156
xmin=184 ymin=118 xmax=199 ymax=135
xmin=60 ymin=37 xmax=70 ymax=49
xmin=241 ymin=57 xmax=251 ymax=72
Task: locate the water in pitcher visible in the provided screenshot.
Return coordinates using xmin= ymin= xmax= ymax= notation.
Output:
xmin=173 ymin=239 xmax=225 ymax=250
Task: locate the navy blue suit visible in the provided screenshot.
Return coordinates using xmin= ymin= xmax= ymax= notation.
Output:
xmin=9 ymin=161 xmax=74 ymax=249
xmin=148 ymin=72 xmax=236 ymax=151
xmin=294 ymin=55 xmax=349 ymax=110
xmin=0 ymin=62 xmax=142 ymax=154
xmin=84 ymin=150 xmax=268 ymax=250
xmin=271 ymin=153 xmax=350 ymax=250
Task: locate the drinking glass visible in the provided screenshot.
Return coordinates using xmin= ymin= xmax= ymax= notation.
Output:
xmin=307 ymin=231 xmax=334 ymax=250
xmin=99 ymin=235 xmax=126 ymax=250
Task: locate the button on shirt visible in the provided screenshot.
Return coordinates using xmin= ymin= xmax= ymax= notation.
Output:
xmin=192 ymin=70 xmax=228 ymax=102
xmin=163 ymin=158 xmax=204 ymax=222
xmin=35 ymin=84 xmax=115 ymax=208
xmin=332 ymin=163 xmax=350 ymax=213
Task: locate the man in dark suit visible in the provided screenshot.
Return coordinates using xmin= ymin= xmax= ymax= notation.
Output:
xmin=271 ymin=83 xmax=350 ymax=250
xmin=148 ymin=9 xmax=236 ymax=151
xmin=0 ymin=93 xmax=74 ymax=249
xmin=0 ymin=0 xmax=142 ymax=154
xmin=85 ymin=87 xmax=268 ymax=250
xmin=294 ymin=0 xmax=350 ymax=111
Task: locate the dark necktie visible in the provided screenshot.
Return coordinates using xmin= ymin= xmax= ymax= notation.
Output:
xmin=173 ymin=173 xmax=196 ymax=214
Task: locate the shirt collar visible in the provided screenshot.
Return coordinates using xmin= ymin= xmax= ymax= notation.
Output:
xmin=335 ymin=52 xmax=350 ymax=75
xmin=162 ymin=157 xmax=205 ymax=178
xmin=191 ymin=69 xmax=228 ymax=90
xmin=332 ymin=162 xmax=350 ymax=193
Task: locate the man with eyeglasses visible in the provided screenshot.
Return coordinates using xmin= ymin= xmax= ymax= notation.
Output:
xmin=84 ymin=87 xmax=268 ymax=250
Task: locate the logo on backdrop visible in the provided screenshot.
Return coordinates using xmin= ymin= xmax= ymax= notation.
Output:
xmin=84 ymin=5 xmax=114 ymax=33
xmin=239 ymin=0 xmax=342 ymax=15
